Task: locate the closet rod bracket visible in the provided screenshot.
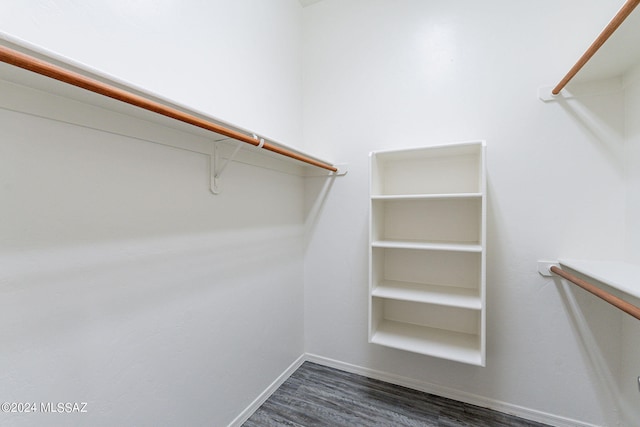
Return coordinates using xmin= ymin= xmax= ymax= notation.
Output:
xmin=210 ymin=140 xmax=244 ymax=195
xmin=537 ymin=260 xmax=559 ymax=277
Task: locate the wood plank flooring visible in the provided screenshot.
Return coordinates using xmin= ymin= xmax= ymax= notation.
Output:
xmin=243 ymin=362 xmax=550 ymax=427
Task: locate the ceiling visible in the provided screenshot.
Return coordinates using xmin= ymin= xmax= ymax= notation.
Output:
xmin=298 ymin=0 xmax=324 ymax=7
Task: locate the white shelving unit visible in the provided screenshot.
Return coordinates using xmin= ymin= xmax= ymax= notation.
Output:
xmin=368 ymin=141 xmax=486 ymax=366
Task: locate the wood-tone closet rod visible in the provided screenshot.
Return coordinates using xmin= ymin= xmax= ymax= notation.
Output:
xmin=550 ymin=266 xmax=640 ymax=321
xmin=0 ymin=45 xmax=337 ymax=173
xmin=552 ymin=0 xmax=640 ymax=95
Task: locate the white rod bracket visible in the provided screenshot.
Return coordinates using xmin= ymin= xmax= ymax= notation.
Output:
xmin=305 ymin=163 xmax=349 ymax=177
xmin=210 ymin=140 xmax=244 ymax=195
xmin=332 ymin=163 xmax=349 ymax=176
xmin=538 ymin=260 xmax=560 ymax=277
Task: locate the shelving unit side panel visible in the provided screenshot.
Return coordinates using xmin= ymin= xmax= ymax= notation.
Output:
xmin=370 ymin=202 xmax=386 ymax=242
xmin=369 ymin=152 xmax=383 ymax=196
xmin=369 ymin=295 xmax=384 ymax=342
xmin=370 ymin=247 xmax=385 ymax=292
xmin=479 ymin=143 xmax=487 ymax=364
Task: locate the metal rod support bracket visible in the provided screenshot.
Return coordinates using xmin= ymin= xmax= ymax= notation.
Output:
xmin=211 ymin=140 xmax=243 ymax=194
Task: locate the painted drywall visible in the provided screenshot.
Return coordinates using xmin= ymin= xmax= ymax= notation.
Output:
xmin=621 ymin=65 xmax=640 ymax=426
xmin=0 ymin=1 xmax=306 ymax=426
xmin=626 ymin=67 xmax=640 ymax=270
xmin=0 ymin=0 xmax=303 ymax=147
xmin=302 ymin=1 xmax=629 ymax=426
xmin=620 ymin=316 xmax=640 ymax=426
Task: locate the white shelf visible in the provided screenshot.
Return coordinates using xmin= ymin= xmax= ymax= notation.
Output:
xmin=558 ymin=259 xmax=640 ymax=300
xmin=371 ymin=193 xmax=482 ymax=201
xmin=372 ymin=141 xmax=484 ymax=159
xmin=371 ymin=320 xmax=482 ymax=366
xmin=372 ymin=240 xmax=482 ymax=253
xmin=372 ymin=281 xmax=481 ymax=310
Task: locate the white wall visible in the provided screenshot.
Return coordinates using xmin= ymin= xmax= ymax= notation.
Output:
xmin=620 ymin=65 xmax=640 ymax=426
xmin=302 ymin=1 xmax=628 ymax=426
xmin=626 ymin=67 xmax=640 ymax=266
xmin=0 ymin=1 xmax=305 ymax=426
xmin=0 ymin=0 xmax=303 ymax=146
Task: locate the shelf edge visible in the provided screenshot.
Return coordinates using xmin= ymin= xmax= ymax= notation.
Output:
xmin=372 ymin=282 xmax=482 ymax=310
xmin=372 ymin=240 xmax=483 ymax=253
xmin=371 ymin=193 xmax=483 ymax=200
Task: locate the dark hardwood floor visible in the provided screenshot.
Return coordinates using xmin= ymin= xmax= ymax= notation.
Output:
xmin=243 ymin=362 xmax=550 ymax=427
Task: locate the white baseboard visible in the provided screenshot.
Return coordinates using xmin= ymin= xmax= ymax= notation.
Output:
xmin=227 ymin=354 xmax=306 ymax=427
xmin=230 ymin=352 xmax=602 ymax=427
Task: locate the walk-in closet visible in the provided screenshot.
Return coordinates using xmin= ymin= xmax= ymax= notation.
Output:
xmin=1 ymin=1 xmax=639 ymax=426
